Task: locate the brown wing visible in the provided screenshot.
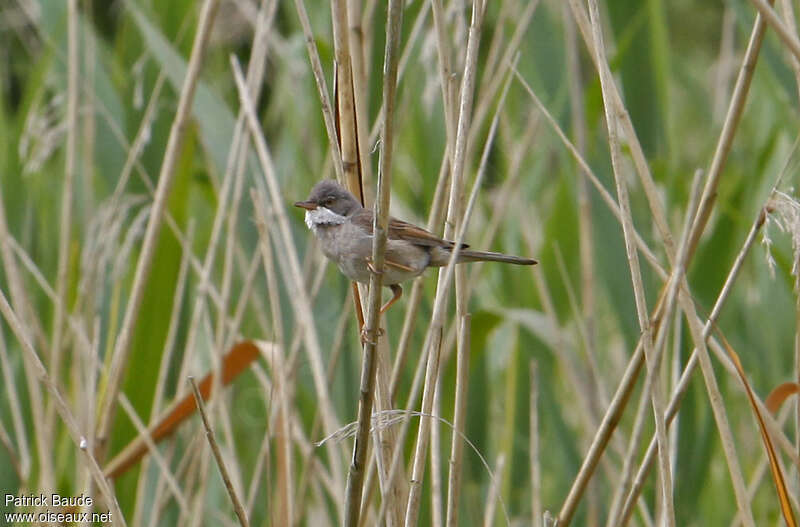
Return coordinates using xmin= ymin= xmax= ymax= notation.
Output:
xmin=349 ymin=209 xmax=468 ymax=249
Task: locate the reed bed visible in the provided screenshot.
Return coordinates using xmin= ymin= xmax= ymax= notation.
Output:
xmin=1 ymin=0 xmax=800 ymax=525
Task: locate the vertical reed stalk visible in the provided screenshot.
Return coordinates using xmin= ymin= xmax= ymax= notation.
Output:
xmin=343 ymin=2 xmax=403 ymax=525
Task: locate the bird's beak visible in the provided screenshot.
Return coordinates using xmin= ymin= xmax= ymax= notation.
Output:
xmin=294 ymin=200 xmax=317 ymax=210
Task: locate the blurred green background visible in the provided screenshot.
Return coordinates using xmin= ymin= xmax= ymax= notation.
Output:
xmin=1 ymin=0 xmax=799 ymax=525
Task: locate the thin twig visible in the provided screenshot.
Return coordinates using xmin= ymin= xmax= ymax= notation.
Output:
xmin=189 ymin=377 xmax=251 ymax=527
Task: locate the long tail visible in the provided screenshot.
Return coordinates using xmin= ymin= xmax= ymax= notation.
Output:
xmin=428 ymin=247 xmax=537 ymax=266
xmin=446 ymin=249 xmax=539 ymax=265
xmin=456 ymin=249 xmax=537 ymax=265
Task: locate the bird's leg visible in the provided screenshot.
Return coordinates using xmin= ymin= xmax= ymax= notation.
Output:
xmin=358 ymin=283 xmax=401 ymax=345
xmin=352 ymin=282 xmax=365 ymax=329
xmin=380 ymin=284 xmax=403 ymax=315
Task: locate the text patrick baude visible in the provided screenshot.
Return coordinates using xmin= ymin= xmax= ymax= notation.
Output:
xmin=5 ymin=493 xmax=94 ymax=507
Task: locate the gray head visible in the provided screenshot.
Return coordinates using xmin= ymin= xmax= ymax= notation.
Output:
xmin=294 ymin=180 xmax=362 ymax=217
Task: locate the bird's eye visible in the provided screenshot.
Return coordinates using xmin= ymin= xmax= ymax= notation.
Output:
xmin=321 ymin=196 xmax=333 ymax=205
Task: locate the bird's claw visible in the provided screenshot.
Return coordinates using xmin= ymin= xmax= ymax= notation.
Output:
xmin=360 ymin=326 xmax=385 ymax=345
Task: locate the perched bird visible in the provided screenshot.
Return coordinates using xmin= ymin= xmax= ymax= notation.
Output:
xmin=295 ymin=180 xmax=537 ymax=315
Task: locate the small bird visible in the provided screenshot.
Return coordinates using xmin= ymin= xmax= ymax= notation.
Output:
xmin=295 ymin=180 xmax=537 ymax=315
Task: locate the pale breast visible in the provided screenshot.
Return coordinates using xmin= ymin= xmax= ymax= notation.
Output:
xmin=311 ymin=220 xmax=431 ymax=285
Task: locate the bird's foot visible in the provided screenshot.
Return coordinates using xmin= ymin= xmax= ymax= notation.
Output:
xmin=360 ymin=325 xmax=385 ymax=345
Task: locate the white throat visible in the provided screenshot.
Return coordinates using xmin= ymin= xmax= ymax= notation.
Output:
xmin=305 ymin=207 xmax=347 ymax=231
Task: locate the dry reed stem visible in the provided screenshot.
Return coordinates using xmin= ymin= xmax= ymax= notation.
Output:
xmin=82 ymin=78 xmax=232 ymax=314
xmin=586 ymin=5 xmax=675 ymax=521
xmin=512 ymin=69 xmax=667 ymax=279
xmin=405 ymin=3 xmax=486 ymax=525
xmin=210 ymin=3 xmax=277 ymax=496
xmin=606 ymin=370 xmax=654 ymax=526
xmin=343 ymin=1 xmax=403 ymax=525
xmin=444 ymin=314 xmax=470 ymax=527
xmin=0 ymin=287 xmax=126 ymax=525
xmin=670 ymin=272 xmax=755 ymax=526
xmin=567 ymin=0 xmax=676 ymax=261
xmin=748 ymin=0 xmax=800 ymax=60
xmin=233 ymin=60 xmax=346 ymax=501
xmin=3 ymin=230 xmax=227 ymax=514
xmin=252 ymin=186 xmax=347 ymax=499
xmin=350 ymin=0 xmax=409 ymax=514
xmin=347 ymin=0 xmax=373 ymax=188
xmin=189 ymin=377 xmax=250 ymax=527
xmin=183 ymin=0 xmax=273 ymax=422
xmin=606 ymin=170 xmax=703 ymax=526
xmin=274 ymin=259 xmax=351 ymax=523
xmin=96 ymin=0 xmax=221 ymax=458
xmin=380 ymin=44 xmax=505 ymax=527
xmin=436 ymin=58 xmax=517 ymax=526
xmin=359 ymin=162 xmax=454 ymax=527
xmin=371 ymin=334 xmax=409 ymax=525
xmin=686 ymin=5 xmax=771 ymax=260
xmin=618 ymin=206 xmax=772 ymax=526
xmin=330 ymin=0 xmax=361 ymax=195
xmin=558 ymin=1 xmax=772 ymax=520
xmin=391 ymin=153 xmax=452 ymax=397
xmin=7 ymin=228 xmax=200 ymax=518
xmin=292 ymin=0 xmax=344 ymax=181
